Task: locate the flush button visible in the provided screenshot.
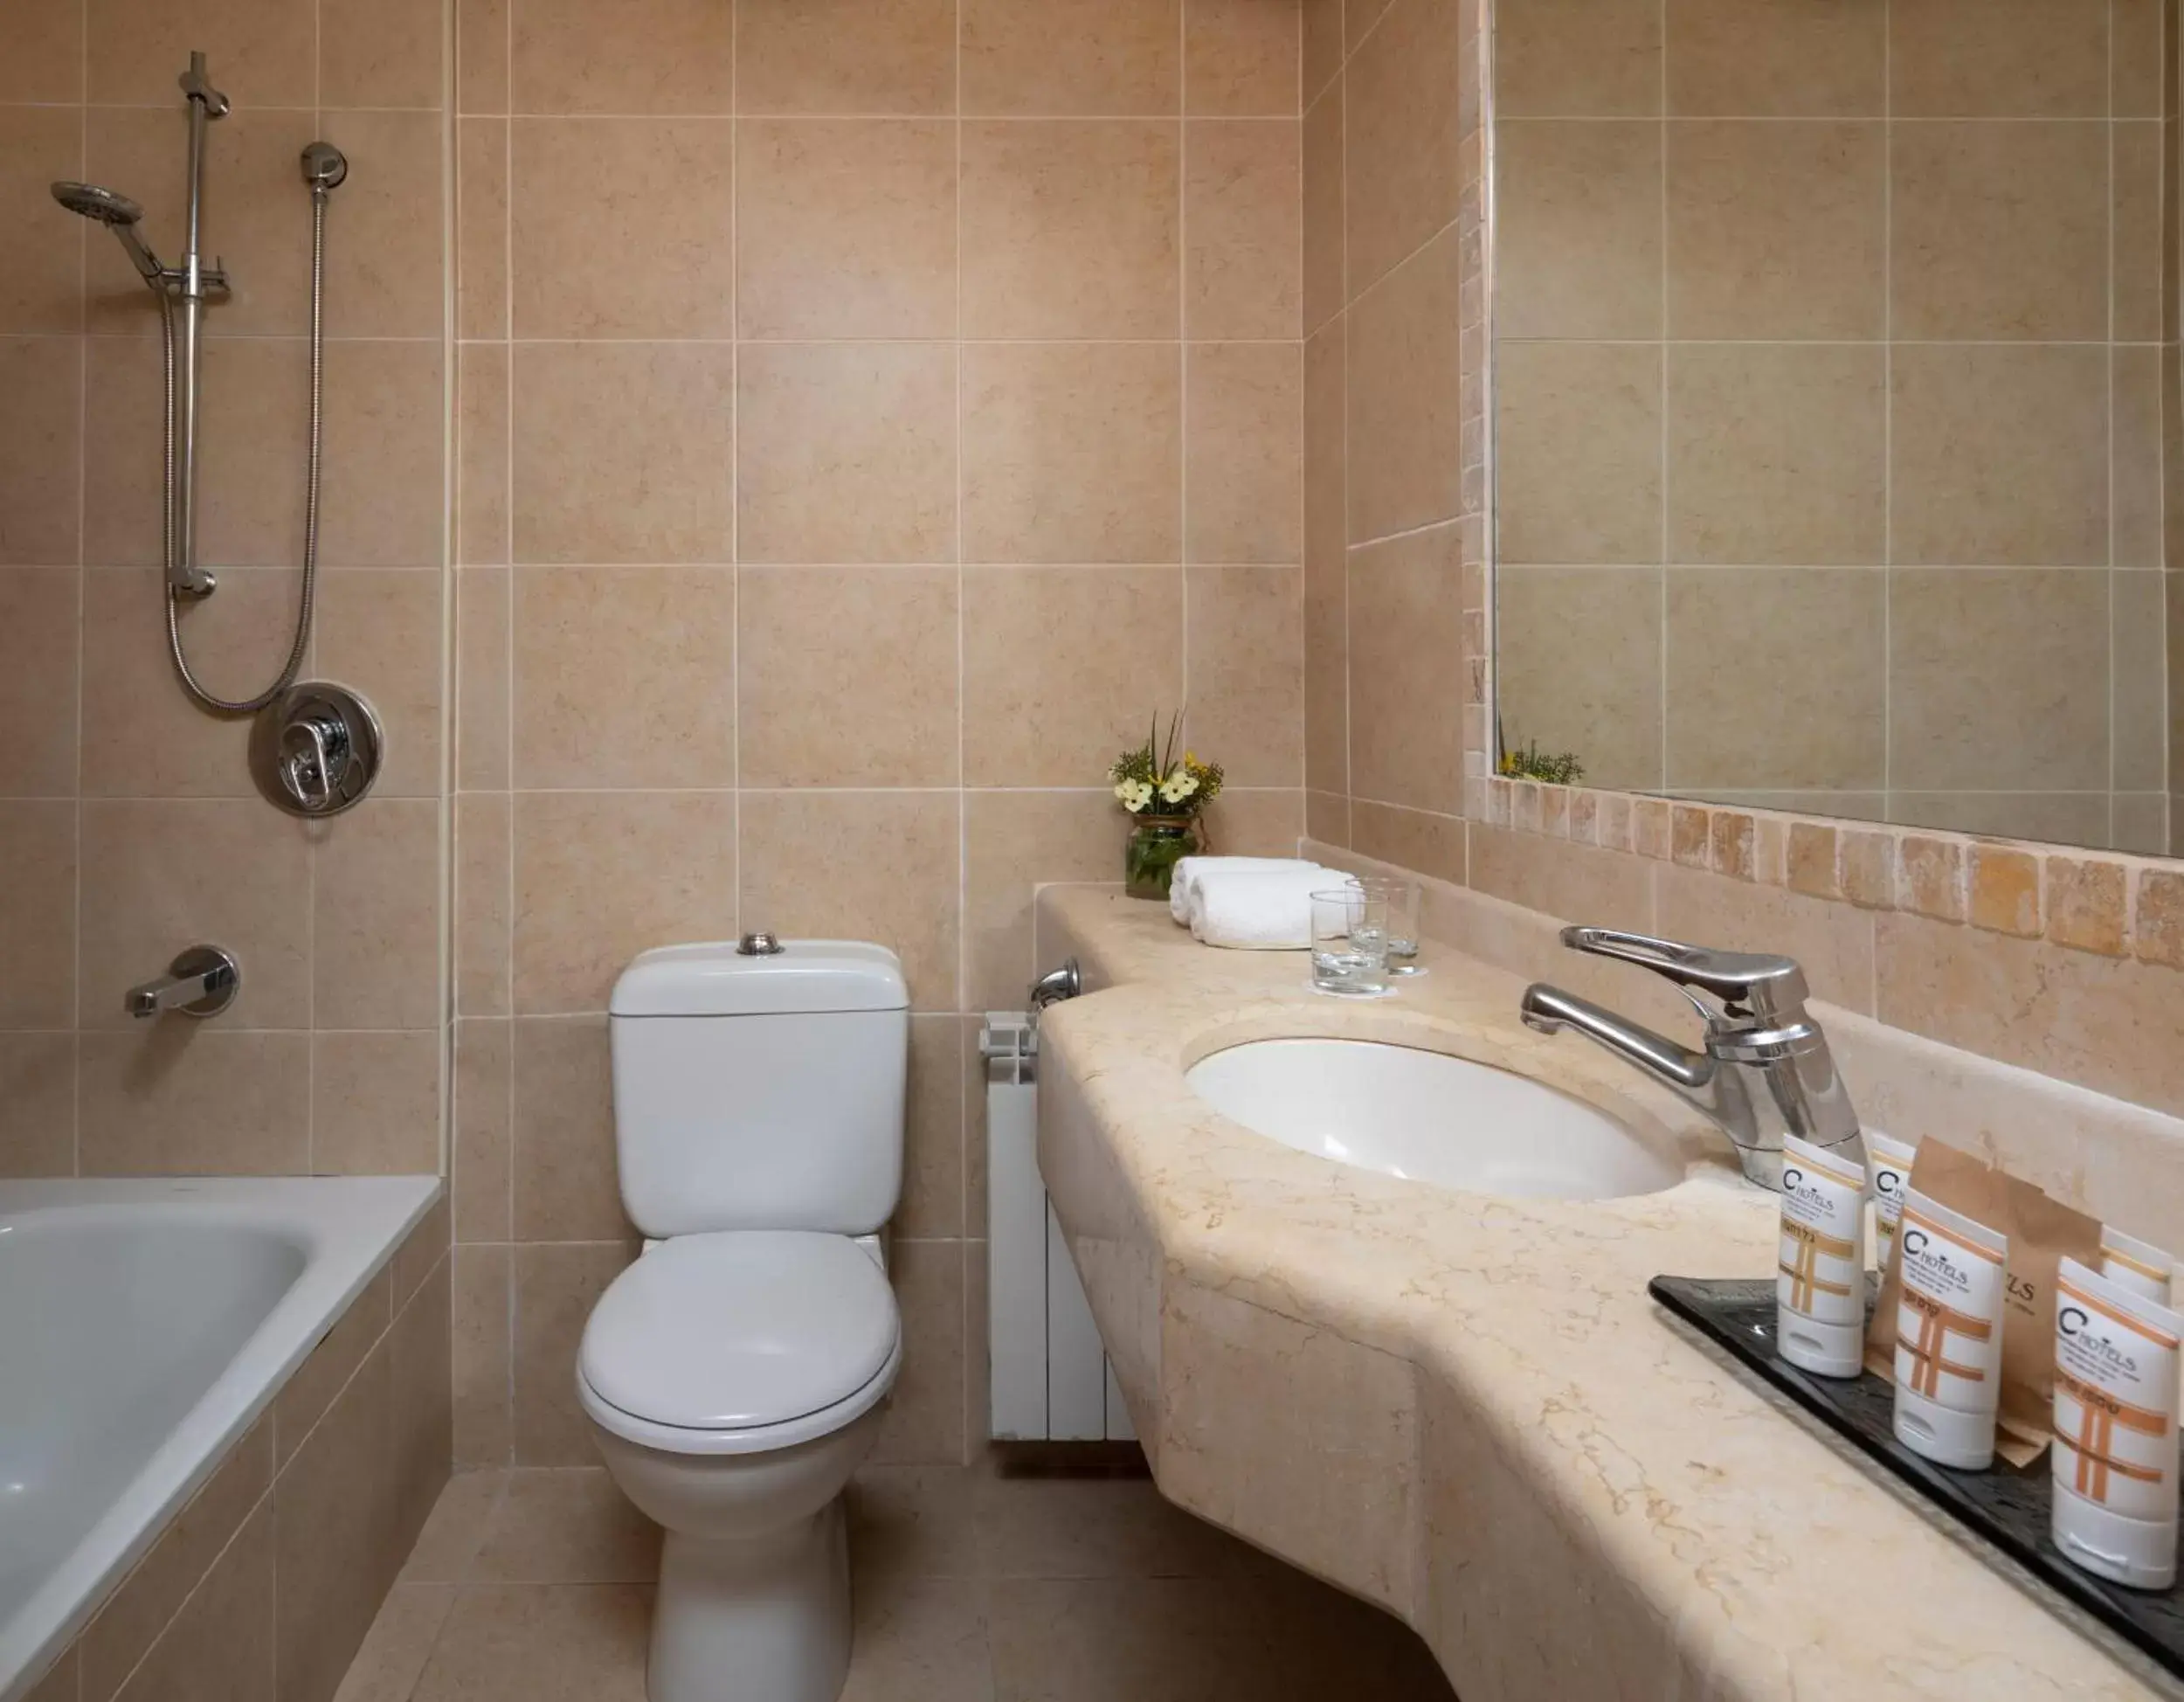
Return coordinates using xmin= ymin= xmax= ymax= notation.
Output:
xmin=736 ymin=931 xmax=784 ymax=957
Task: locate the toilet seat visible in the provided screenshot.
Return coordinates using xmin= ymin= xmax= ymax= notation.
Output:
xmin=577 ymin=1229 xmax=902 ymax=1458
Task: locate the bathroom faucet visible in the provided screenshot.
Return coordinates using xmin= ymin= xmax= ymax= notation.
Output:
xmin=126 ymin=944 xmax=240 ymax=1019
xmin=1518 ymin=926 xmax=1864 ymax=1192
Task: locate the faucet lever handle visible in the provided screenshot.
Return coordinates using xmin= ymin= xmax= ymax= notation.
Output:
xmin=1558 ymin=925 xmax=1810 ymax=1023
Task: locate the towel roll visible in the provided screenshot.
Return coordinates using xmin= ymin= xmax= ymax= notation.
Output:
xmin=1167 ymin=855 xmax=1328 ymax=924
xmin=1189 ymin=866 xmax=1356 ymax=951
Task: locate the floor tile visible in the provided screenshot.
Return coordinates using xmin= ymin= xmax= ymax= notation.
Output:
xmin=410 ymin=1585 xmax=652 ymax=1702
xmin=330 ymin=1585 xmax=456 ymax=1702
xmin=397 ymin=1469 xmax=507 ymax=1584
xmin=840 ymin=1573 xmax=994 ymax=1702
xmin=471 ymin=1469 xmax=661 ymax=1583
xmin=848 ymin=1464 xmax=979 ymax=1581
xmin=972 ymin=1470 xmax=1251 ymax=1580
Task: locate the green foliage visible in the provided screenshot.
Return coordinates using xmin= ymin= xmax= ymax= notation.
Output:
xmin=1109 ymin=711 xmax=1224 ymax=816
xmin=1497 ymin=740 xmax=1586 ymax=785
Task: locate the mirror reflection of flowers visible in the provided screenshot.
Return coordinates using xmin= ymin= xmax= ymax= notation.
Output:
xmin=1109 ymin=712 xmax=1223 ymax=819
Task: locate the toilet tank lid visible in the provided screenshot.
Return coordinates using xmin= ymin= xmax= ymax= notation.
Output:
xmin=611 ymin=940 xmax=908 ymax=1017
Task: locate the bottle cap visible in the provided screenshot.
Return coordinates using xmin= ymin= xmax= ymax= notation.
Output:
xmin=2052 ymin=1481 xmax=2180 ymax=1590
xmin=1891 ymin=1379 xmax=1997 ymax=1470
xmin=1776 ymin=1311 xmax=1864 ymax=1380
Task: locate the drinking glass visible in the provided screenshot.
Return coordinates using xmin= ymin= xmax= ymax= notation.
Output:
xmin=1357 ymin=876 xmax=1424 ymax=975
xmin=1310 ymin=887 xmax=1390 ymax=997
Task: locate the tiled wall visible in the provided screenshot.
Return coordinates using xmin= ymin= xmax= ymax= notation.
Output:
xmin=1489 ymin=0 xmax=2173 ymax=855
xmin=1298 ymin=0 xmax=1484 ymax=854
xmin=23 ymin=1203 xmax=451 ymax=1702
xmin=0 ymin=0 xmax=450 ymax=1182
xmin=446 ymin=0 xmax=1307 ymax=1469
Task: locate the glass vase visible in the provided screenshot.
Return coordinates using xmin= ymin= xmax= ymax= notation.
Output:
xmin=1123 ymin=813 xmax=1199 ymax=901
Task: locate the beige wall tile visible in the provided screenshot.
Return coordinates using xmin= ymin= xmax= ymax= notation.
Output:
xmin=511 ymin=565 xmax=736 ymax=788
xmin=2113 ymin=122 xmax=2163 ymax=342
xmin=736 ymin=120 xmax=956 ymax=341
xmin=1186 ymin=565 xmax=1303 ymax=787
xmin=318 ymin=112 xmax=446 ymax=342
xmin=1300 ymin=0 xmax=1341 ymax=105
xmin=2111 ymin=795 xmax=2167 ymax=855
xmin=453 ymin=1246 xmax=512 ymax=1465
xmin=1876 ymin=911 xmax=2184 ymax=1117
xmin=1186 ymin=342 xmax=1301 ymax=564
xmin=1185 ymin=120 xmax=1302 ymax=340
xmin=16 ymin=0 xmax=82 ymax=101
xmin=1350 ymin=801 xmax=1465 ymax=884
xmin=458 ymin=346 xmax=510 ymax=568
xmin=1890 ymin=791 xmax=2112 ymax=848
xmin=318 ymin=342 xmax=446 ymax=568
xmin=736 ymin=342 xmax=957 ymax=564
xmin=0 ymin=1033 xmax=75 ymax=1178
xmin=1496 ymin=121 xmax=1662 ymax=340
xmin=963 ymin=567 xmax=1185 ymax=788
xmin=1344 ymin=0 xmax=1463 ymax=297
xmin=1185 ymin=0 xmax=1300 ymax=115
xmin=0 ymin=568 xmax=78 ymax=797
xmin=1494 ymin=0 xmax=1660 ymax=116
xmin=1496 ymin=568 xmax=1663 ymax=792
xmin=872 ymin=1239 xmax=966 ymax=1464
xmin=88 ymin=0 xmax=314 ymax=106
xmin=1657 ymin=861 xmax=1875 ymax=1011
xmin=0 ymin=337 xmax=81 ymax=566
xmin=1344 ymin=227 xmax=1462 ymax=543
xmin=79 ymin=799 xmax=304 ymax=1030
xmin=457 ymin=568 xmax=510 ymax=792
xmin=79 ymin=1028 xmax=309 ymax=1175
xmin=961 ymin=0 xmax=1181 ymax=114
xmin=737 ymin=566 xmax=959 ymax=788
xmin=897 ymin=1016 xmax=967 ymax=1238
xmin=1664 ymin=569 xmax=1884 ymax=790
xmin=116 ymin=1503 xmax=275 ymax=1702
xmin=736 ymin=0 xmax=955 ymax=114
xmin=962 ymin=121 xmax=1180 ymax=340
xmin=962 ymin=343 xmax=1181 ymax=564
xmin=313 ymin=1032 xmax=439 ymax=1175
xmin=511 ymin=792 xmax=736 ymax=1015
xmin=1890 ymin=344 xmax=2106 ymax=566
xmin=1303 ymin=319 xmax=1346 ymax=793
xmin=1889 ymin=570 xmax=2108 ymax=791
xmin=1301 ymin=82 xmax=1344 ymax=335
xmin=1346 ymin=525 xmax=1462 ymax=813
xmin=1469 ymin=823 xmax=1650 ymax=930
xmin=2046 ymin=854 xmax=2128 ymax=956
xmin=1201 ymin=785 xmax=1303 ymax=854
xmin=1494 ymin=340 xmax=1661 ymax=564
xmin=512 ymin=0 xmax=733 ymax=112
xmin=2112 ymin=0 xmax=2163 ymax=115
xmin=453 ymin=1018 xmax=511 ymax=1241
xmin=1664 ymin=121 xmax=1883 ymax=340
xmin=512 ymin=1015 xmax=627 ymax=1241
xmin=513 ymin=1241 xmax=635 ymax=1464
xmin=2112 ymin=571 xmax=2167 ymax=792
xmin=1305 ymin=787 xmax=1351 ymax=847
xmin=1890 ymin=121 xmax=2106 ymax=341
xmin=963 ymin=789 xmax=1122 ymax=1009
xmin=1665 ymin=0 xmax=1886 ymax=115
xmin=2113 ymin=346 xmax=2163 ymax=568
xmin=458 ymin=0 xmax=509 ymax=114
xmin=457 ymin=120 xmax=508 ymax=342
xmin=455 ymin=792 xmax=511 ymax=1017
xmin=1969 ymin=843 xmax=2042 ymax=935
xmin=511 ymin=342 xmax=734 ymax=565
xmin=315 ymin=570 xmax=444 ymax=795
xmin=0 ymin=108 xmax=83 ymax=336
xmin=321 ymin=0 xmax=441 ymax=108
xmin=1665 ymin=345 xmax=1884 ymax=564
xmin=511 ymin=119 xmax=735 ymax=339
xmin=314 ymin=799 xmax=442 ymax=1032
xmin=1890 ymin=0 xmax=2108 ymax=116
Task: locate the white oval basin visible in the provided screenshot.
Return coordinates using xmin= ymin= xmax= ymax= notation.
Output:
xmin=1185 ymin=1038 xmax=1681 ymax=1200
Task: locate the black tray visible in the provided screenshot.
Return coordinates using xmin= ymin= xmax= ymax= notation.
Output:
xmin=1649 ymin=1275 xmax=2184 ymax=1683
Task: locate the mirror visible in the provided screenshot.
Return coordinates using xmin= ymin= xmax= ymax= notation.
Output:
xmin=1487 ymin=0 xmax=2178 ymax=855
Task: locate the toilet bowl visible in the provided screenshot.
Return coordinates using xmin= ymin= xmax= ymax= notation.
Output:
xmin=577 ymin=940 xmax=910 ymax=1702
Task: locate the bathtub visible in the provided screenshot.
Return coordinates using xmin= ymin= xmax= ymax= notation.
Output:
xmin=0 ymin=1175 xmax=440 ymax=1699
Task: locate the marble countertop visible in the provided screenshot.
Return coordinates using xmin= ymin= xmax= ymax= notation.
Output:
xmin=1032 ymin=886 xmax=2171 ymax=1702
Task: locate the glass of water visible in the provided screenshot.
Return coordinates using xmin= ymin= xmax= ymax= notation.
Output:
xmin=1310 ymin=886 xmax=1391 ymax=997
xmin=1357 ymin=876 xmax=1425 ymax=976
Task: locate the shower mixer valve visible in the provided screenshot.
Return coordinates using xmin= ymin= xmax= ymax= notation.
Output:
xmin=249 ymin=683 xmax=385 ymax=819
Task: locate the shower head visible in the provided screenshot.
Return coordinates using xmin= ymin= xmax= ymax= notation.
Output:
xmin=51 ymin=181 xmax=168 ymax=287
xmin=52 ymin=181 xmax=142 ymax=225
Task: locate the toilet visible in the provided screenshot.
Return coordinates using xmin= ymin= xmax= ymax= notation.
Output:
xmin=577 ymin=937 xmax=908 ymax=1702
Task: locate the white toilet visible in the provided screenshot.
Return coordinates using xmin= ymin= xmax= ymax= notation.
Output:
xmin=577 ymin=937 xmax=908 ymax=1702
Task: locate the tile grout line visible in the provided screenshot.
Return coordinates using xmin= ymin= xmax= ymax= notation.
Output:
xmin=73 ymin=0 xmax=89 ymax=1184
xmin=501 ymin=0 xmax=519 ymax=1467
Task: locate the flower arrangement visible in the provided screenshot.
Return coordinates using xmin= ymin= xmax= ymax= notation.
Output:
xmin=1109 ymin=714 xmax=1223 ymax=899
xmin=1497 ymin=737 xmax=1585 ymax=786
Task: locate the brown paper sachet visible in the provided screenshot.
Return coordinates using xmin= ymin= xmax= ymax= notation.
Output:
xmin=1861 ymin=1137 xmax=2101 ymax=1466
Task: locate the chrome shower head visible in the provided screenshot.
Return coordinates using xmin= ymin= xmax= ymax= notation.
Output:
xmin=52 ymin=181 xmax=142 ymax=225
xmin=52 ymin=181 xmax=169 ymax=287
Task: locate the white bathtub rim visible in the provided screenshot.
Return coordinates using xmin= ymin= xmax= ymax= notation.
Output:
xmin=0 ymin=1175 xmax=441 ymax=1702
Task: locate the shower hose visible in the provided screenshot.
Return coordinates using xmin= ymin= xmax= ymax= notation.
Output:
xmin=158 ymin=183 xmax=331 ymax=714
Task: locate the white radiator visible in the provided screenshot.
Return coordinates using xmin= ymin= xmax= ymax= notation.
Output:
xmin=982 ymin=1013 xmax=1135 ymax=1442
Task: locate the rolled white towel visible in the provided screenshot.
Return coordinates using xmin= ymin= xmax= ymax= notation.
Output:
xmin=1166 ymin=855 xmax=1320 ymax=924
xmin=1189 ymin=867 xmax=1356 ymax=951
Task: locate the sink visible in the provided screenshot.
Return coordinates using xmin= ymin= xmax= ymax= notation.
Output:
xmin=1185 ymin=1038 xmax=1681 ymax=1200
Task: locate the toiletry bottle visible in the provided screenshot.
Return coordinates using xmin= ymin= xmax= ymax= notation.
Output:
xmin=1777 ymin=1132 xmax=1868 ymax=1378
xmin=2052 ymin=1256 xmax=2181 ymax=1590
xmin=1865 ymin=1131 xmax=1917 ymax=1277
xmin=1892 ymin=1186 xmax=2008 ymax=1470
xmin=2100 ymin=1227 xmax=2178 ymax=1305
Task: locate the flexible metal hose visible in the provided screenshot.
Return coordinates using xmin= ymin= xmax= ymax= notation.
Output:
xmin=161 ymin=185 xmax=329 ymax=714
